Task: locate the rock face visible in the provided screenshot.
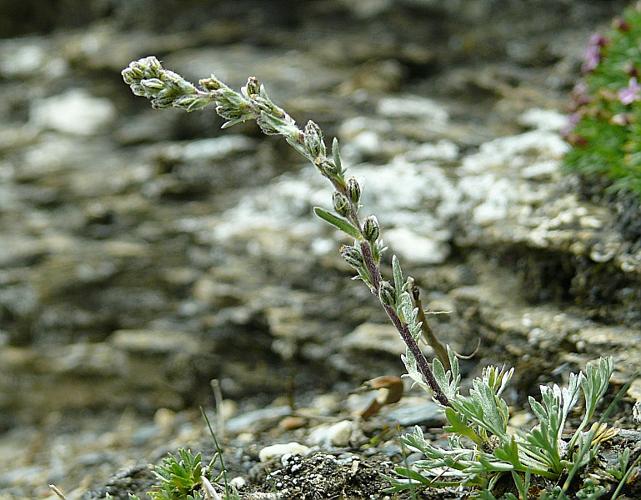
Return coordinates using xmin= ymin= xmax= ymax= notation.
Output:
xmin=1 ymin=0 xmax=639 ymax=497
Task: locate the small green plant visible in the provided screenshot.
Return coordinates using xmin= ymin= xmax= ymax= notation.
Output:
xmin=564 ymin=3 xmax=641 ymax=194
xmin=128 ymin=446 xmax=238 ymax=500
xmin=388 ymin=357 xmax=617 ymax=498
xmin=122 ymin=57 xmax=632 ymax=498
xmin=147 ymin=448 xmax=209 ymax=500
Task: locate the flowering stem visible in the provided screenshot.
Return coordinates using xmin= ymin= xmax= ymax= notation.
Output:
xmin=122 ymin=56 xmax=449 ymax=406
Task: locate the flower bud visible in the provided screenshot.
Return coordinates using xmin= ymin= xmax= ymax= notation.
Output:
xmin=378 ymin=280 xmax=396 ymax=307
xmin=614 ymin=17 xmax=630 ymax=32
xmin=126 ymin=56 xmax=162 ymax=80
xmin=340 ymin=245 xmax=363 ymax=268
xmin=304 ymin=121 xmax=326 ymax=159
xmin=317 ymin=159 xmax=341 ymax=179
xmin=347 ymin=177 xmax=361 ymax=204
xmin=175 ymin=95 xmax=210 ymax=112
xmin=332 ymin=192 xmax=350 ymax=217
xmin=625 ymin=63 xmax=639 ymax=78
xmin=199 ymin=76 xmax=223 ymax=91
xmin=363 ymin=216 xmax=379 ymax=242
xmin=151 ymin=95 xmax=175 ymax=109
xmin=244 ymin=76 xmax=261 ymax=97
xmin=140 ymin=78 xmax=165 ymax=95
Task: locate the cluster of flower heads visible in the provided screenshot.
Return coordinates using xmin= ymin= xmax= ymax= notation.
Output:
xmin=564 ymin=4 xmax=641 ymax=193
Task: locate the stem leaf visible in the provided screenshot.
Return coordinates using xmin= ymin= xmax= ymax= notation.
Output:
xmin=313 ymin=207 xmax=361 ymax=239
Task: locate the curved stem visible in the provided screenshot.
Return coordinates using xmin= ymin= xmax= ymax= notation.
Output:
xmin=360 ymin=240 xmax=449 ymax=407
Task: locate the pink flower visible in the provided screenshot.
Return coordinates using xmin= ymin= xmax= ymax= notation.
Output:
xmin=618 ymin=77 xmax=641 ymax=105
xmin=581 ymin=34 xmax=607 ymax=73
xmin=561 ymin=112 xmax=582 ymax=137
xmin=571 ymin=81 xmax=590 ymax=107
xmin=613 ymin=17 xmax=631 ymax=32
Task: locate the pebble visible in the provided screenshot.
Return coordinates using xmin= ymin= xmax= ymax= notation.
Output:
xmin=308 ymin=420 xmax=353 ymax=448
xmin=259 ymin=442 xmax=311 ymax=463
xmin=230 ymin=476 xmax=246 ymax=489
xmin=278 ymin=416 xmax=307 ymax=431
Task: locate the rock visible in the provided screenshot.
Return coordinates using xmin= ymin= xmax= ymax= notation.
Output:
xmin=258 ymin=442 xmax=311 ymax=463
xmin=109 ymin=330 xmax=201 ymax=355
xmin=30 ymin=89 xmax=116 ymax=135
xmin=385 ymin=227 xmax=450 ymax=264
xmin=226 ymin=406 xmax=292 ymax=434
xmin=155 ymin=136 xmax=255 ymax=163
xmin=278 ymin=416 xmax=307 ymax=431
xmin=628 ymin=379 xmax=641 ymax=402
xmin=340 ymin=0 xmax=393 ymax=19
xmin=461 ymin=130 xmax=568 ymax=173
xmin=308 ymin=420 xmax=353 ymax=447
xmin=165 ymin=45 xmax=350 ymax=102
xmin=230 ymin=476 xmax=247 ymax=490
xmin=403 ymin=140 xmax=459 ymax=163
xmin=377 ymin=95 xmax=449 ymax=123
xmin=341 ymin=323 xmax=405 ymax=356
xmin=519 ymin=108 xmax=568 ymax=132
xmin=382 ymin=399 xmax=444 ymax=427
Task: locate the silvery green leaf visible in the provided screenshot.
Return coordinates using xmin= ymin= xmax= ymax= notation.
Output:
xmin=257 ymin=111 xmax=288 ymax=135
xmin=521 ymin=371 xmax=584 ymax=474
xmin=511 ymin=470 xmax=530 ymax=500
xmin=494 ymin=437 xmax=522 ymax=468
xmin=392 ymin=255 xmax=404 ymax=298
xmin=221 ymin=117 xmax=250 ymax=129
xmin=567 ymin=357 xmax=613 ymax=450
xmin=581 ymin=357 xmax=613 ymax=424
xmin=432 ymin=350 xmax=461 ymax=401
xmin=449 ymin=376 xmax=510 ymax=441
xmin=332 ymin=137 xmax=344 ymax=175
xmin=285 ymin=136 xmax=311 ymax=159
xmin=313 ymin=207 xmax=361 ymax=239
xmin=393 ymin=467 xmax=432 ymax=485
xmin=482 ymin=365 xmax=514 ymax=397
xmin=401 ymin=351 xmax=430 ymax=394
xmin=445 ymin=407 xmax=482 ymax=445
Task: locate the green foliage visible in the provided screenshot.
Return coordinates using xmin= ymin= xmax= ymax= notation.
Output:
xmin=138 ymin=446 xmax=239 ymax=500
xmin=564 ymin=5 xmax=641 ymax=194
xmin=148 ymin=449 xmax=207 ymax=500
xmin=388 ymin=358 xmax=617 ymax=498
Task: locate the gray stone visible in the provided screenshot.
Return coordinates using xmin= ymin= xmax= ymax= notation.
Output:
xmin=226 ymin=406 xmax=292 ymax=434
xmin=341 ymin=323 xmax=405 ymax=356
xmin=383 ymin=399 xmax=444 ymax=426
xmin=308 ymin=420 xmax=353 ymax=448
xmin=109 ymin=329 xmax=201 ymax=355
xmin=30 ymin=89 xmax=116 ymax=135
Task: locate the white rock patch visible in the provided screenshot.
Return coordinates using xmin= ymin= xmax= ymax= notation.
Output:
xmin=30 ymin=89 xmax=116 ymax=135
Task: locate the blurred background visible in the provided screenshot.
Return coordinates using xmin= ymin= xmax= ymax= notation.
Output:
xmin=0 ymin=0 xmax=636 ymax=497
